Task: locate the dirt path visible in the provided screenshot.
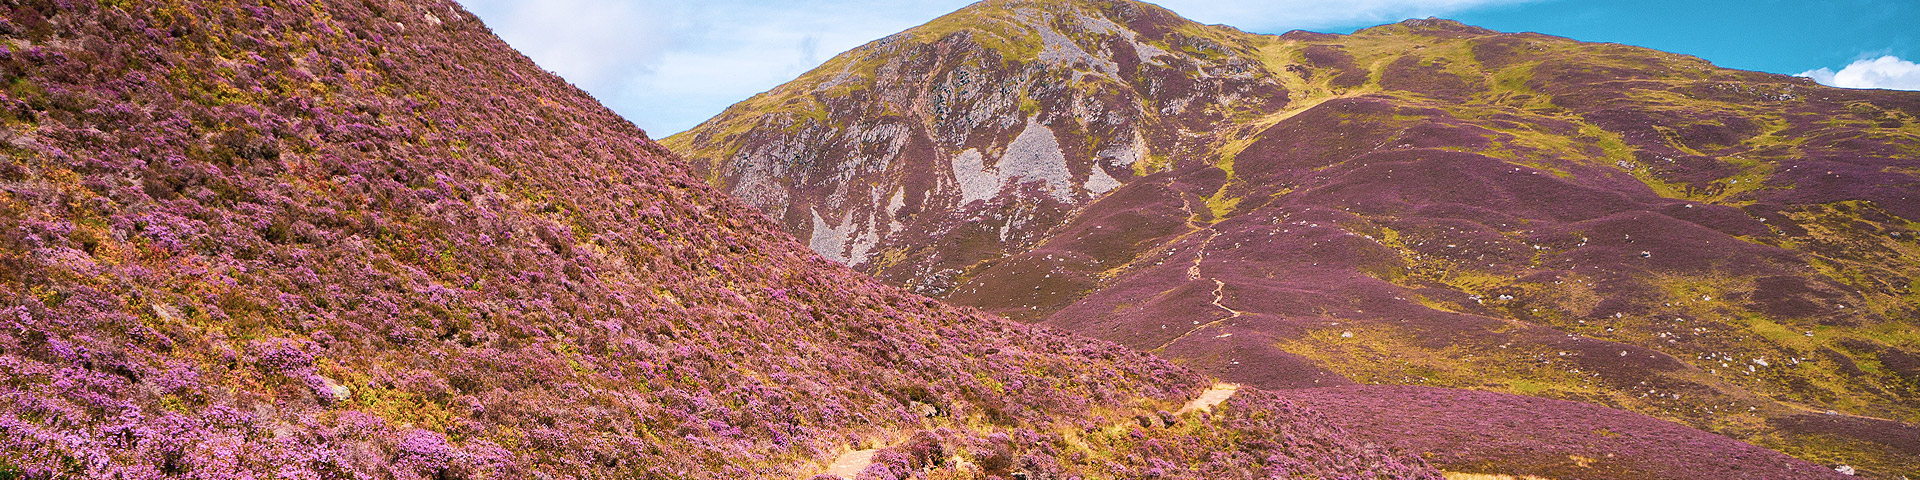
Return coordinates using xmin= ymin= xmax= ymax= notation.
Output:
xmin=1177 ymin=383 xmax=1241 ymax=414
xmin=1152 ymin=278 xmax=1245 ymax=352
xmin=1441 ymin=473 xmax=1554 ymax=480
xmin=821 ymin=448 xmax=879 ymax=479
xmin=814 ymin=384 xmax=1245 ymax=477
xmin=1206 ymin=279 xmax=1244 ymax=319
xmin=1186 ymin=231 xmax=1220 ymax=280
xmin=1146 ymin=219 xmax=1245 ymax=354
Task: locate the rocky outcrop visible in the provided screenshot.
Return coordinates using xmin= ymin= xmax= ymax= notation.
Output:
xmin=670 ymin=0 xmax=1287 ymax=292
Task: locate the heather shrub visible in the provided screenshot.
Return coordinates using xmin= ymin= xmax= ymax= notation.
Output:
xmin=0 ymin=0 xmax=1438 ymax=478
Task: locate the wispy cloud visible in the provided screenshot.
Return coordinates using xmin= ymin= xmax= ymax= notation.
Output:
xmin=455 ymin=0 xmax=1536 ymax=136
xmin=457 ymin=0 xmax=675 ymax=89
xmin=1799 ymin=55 xmax=1920 ymax=91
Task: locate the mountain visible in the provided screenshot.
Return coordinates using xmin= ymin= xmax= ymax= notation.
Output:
xmin=664 ymin=0 xmax=1920 ymax=476
xmin=0 ymin=0 xmax=1473 ymax=478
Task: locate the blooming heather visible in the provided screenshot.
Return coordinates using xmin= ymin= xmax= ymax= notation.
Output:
xmin=0 ymin=0 xmax=1440 ymax=478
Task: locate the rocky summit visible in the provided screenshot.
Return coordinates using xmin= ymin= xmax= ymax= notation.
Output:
xmin=668 ymin=0 xmax=1920 ymax=476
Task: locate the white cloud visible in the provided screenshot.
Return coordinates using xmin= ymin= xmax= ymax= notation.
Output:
xmin=457 ymin=0 xmax=979 ymax=135
xmin=457 ymin=0 xmax=674 ymax=89
xmin=454 ymin=0 xmax=1536 ymax=136
xmin=1798 ymin=56 xmax=1920 ymax=91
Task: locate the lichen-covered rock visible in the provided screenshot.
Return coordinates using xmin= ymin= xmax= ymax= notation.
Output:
xmin=668 ymin=0 xmax=1289 ymax=292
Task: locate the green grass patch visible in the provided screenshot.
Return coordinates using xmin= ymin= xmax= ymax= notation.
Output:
xmin=1204 ymin=190 xmax=1242 ymax=220
xmin=1508 ymin=379 xmax=1550 ymax=395
xmin=1754 ymin=431 xmax=1920 ymax=480
xmin=906 ymin=6 xmax=1044 ymax=61
xmin=1745 ymin=316 xmax=1814 ymax=350
xmin=1132 ymin=153 xmax=1172 ymax=177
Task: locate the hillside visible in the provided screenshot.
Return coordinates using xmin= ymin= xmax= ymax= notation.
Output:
xmin=665 ymin=0 xmax=1920 ymax=476
xmin=0 ymin=0 xmax=1469 ymax=478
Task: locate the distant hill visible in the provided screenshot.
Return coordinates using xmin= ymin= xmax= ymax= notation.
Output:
xmin=666 ymin=0 xmax=1920 ymax=476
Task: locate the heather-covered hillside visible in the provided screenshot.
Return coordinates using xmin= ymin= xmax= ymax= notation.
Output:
xmin=0 ymin=0 xmax=1455 ymax=478
xmin=667 ymin=0 xmax=1920 ymax=476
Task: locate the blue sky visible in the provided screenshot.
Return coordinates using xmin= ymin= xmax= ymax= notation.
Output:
xmin=1442 ymin=0 xmax=1917 ymax=84
xmin=455 ymin=0 xmax=1920 ymax=137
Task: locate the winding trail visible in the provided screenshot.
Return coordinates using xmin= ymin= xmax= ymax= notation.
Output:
xmin=1207 ymin=279 xmax=1244 ymax=319
xmin=821 ymin=448 xmax=879 ymax=479
xmin=817 ymin=188 xmax=1252 ymax=478
xmin=814 ymin=383 xmax=1247 ymax=477
xmin=1177 ymin=383 xmax=1242 ymax=414
xmin=1152 ymin=278 xmax=1246 ymax=353
xmin=1440 ymin=473 xmax=1554 ymax=480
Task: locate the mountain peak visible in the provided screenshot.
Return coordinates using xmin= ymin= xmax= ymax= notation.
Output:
xmin=1351 ymin=17 xmax=1498 ymax=36
xmin=924 ymin=0 xmax=1196 ymax=44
